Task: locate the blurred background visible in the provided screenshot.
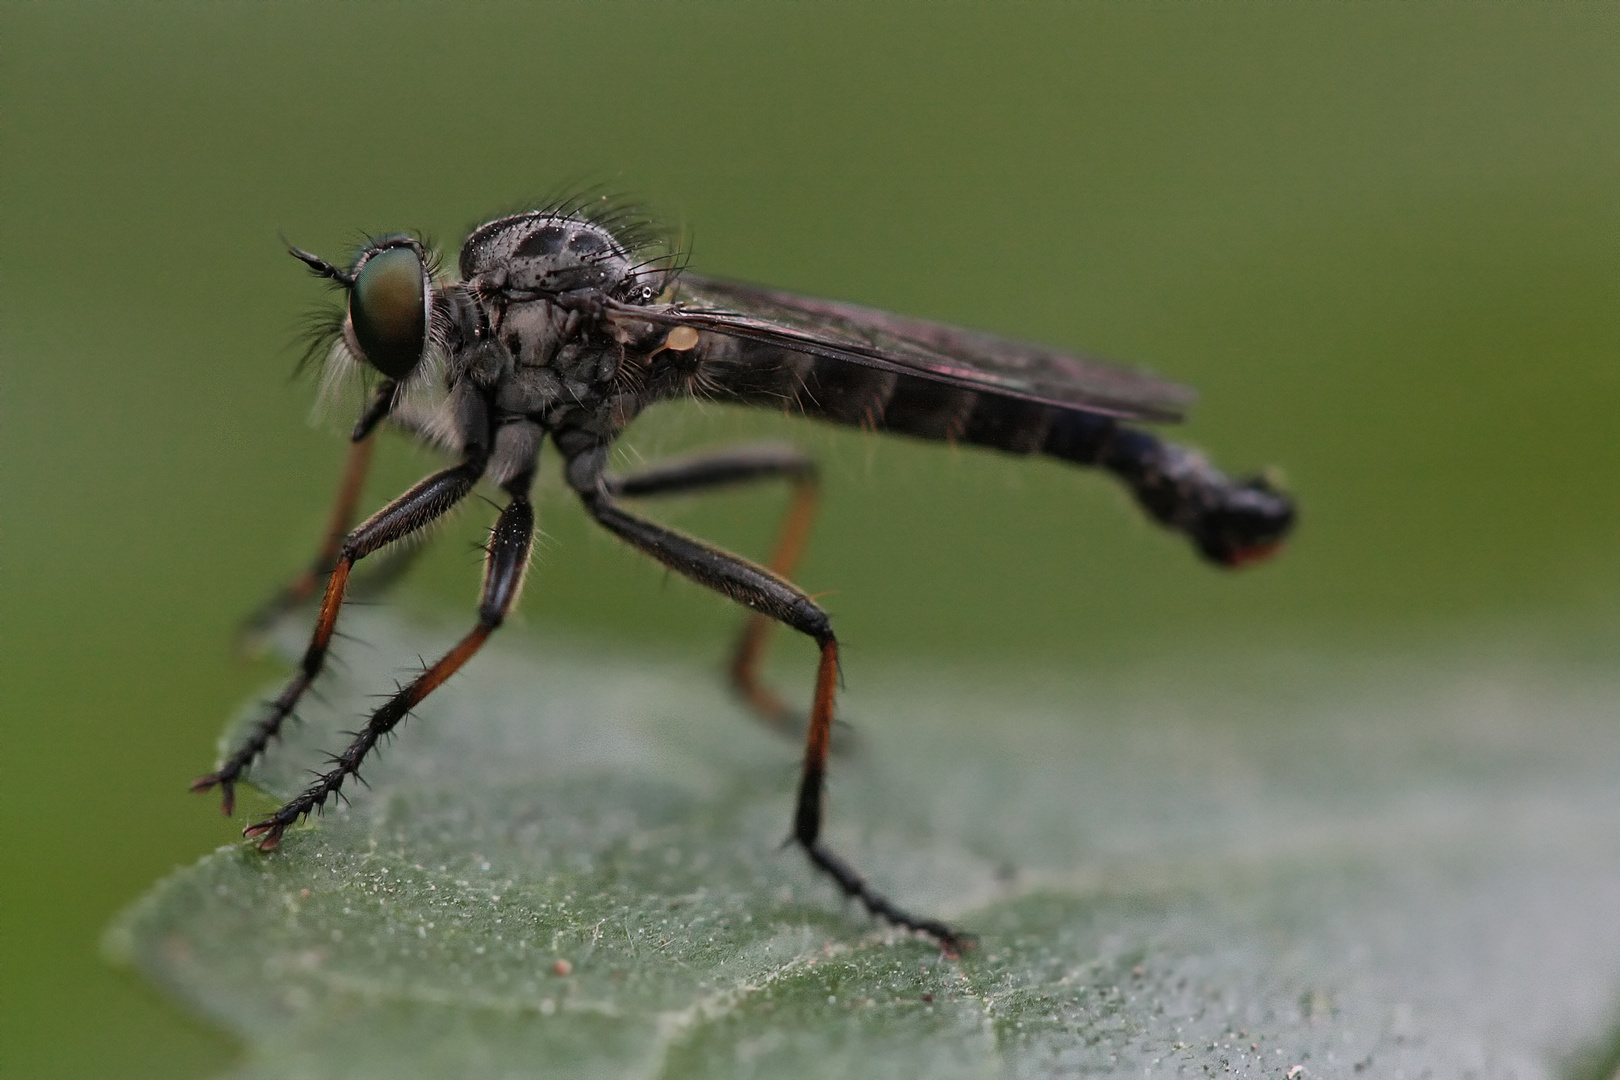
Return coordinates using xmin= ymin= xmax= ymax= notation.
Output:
xmin=3 ymin=4 xmax=1617 ymax=1076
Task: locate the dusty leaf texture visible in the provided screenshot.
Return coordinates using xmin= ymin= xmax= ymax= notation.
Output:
xmin=108 ymin=609 xmax=1620 ymax=1079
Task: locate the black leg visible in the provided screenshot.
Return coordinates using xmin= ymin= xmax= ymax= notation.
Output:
xmin=606 ymin=443 xmax=816 ymax=499
xmin=580 ymin=486 xmax=965 ymax=950
xmin=607 ymin=444 xmax=821 ymax=736
xmin=244 ymin=481 xmax=536 ymax=849
xmin=193 ymin=453 xmax=485 ymax=815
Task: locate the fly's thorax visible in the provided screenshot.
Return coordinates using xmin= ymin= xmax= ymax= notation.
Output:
xmin=493 ymin=300 xmax=572 ymax=368
xmin=470 ymin=297 xmax=621 ymax=417
xmin=459 ymin=212 xmax=658 ymax=300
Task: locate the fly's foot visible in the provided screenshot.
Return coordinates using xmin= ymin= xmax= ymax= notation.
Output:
xmin=242 ymin=760 xmax=357 ymax=852
xmin=242 ymin=816 xmax=288 ymax=851
xmin=801 ymin=841 xmax=971 ymax=955
xmin=934 ymin=930 xmax=977 ymax=960
xmin=190 ymin=773 xmax=238 ymax=816
xmin=243 ymin=796 xmax=313 ymax=851
xmin=191 ymin=680 xmax=313 ymax=819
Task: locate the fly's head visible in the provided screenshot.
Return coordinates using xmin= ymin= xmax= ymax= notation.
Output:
xmin=458 ymin=209 xmax=672 ymax=307
xmin=290 ymin=234 xmax=438 ymax=384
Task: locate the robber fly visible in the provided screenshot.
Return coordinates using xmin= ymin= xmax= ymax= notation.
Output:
xmin=193 ymin=196 xmax=1295 ymax=951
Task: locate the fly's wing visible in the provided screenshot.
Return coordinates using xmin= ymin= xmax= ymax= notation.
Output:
xmin=620 ymin=274 xmax=1196 ymax=423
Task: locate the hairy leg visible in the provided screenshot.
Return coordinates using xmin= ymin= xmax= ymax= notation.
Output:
xmin=244 ymin=479 xmax=536 ymax=848
xmin=194 ymin=453 xmax=485 ymax=814
xmin=237 ymin=382 xmax=404 ymax=647
xmin=606 ymin=444 xmax=821 ymax=736
xmin=579 ymin=483 xmax=964 ymax=949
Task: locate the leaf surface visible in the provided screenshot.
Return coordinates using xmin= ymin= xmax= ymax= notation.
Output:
xmin=109 ymin=611 xmax=1620 ymax=1079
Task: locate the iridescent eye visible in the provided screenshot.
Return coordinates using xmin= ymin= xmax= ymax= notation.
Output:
xmin=348 ymin=245 xmax=427 ymax=379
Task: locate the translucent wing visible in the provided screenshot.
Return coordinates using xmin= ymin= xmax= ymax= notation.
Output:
xmin=628 ymin=274 xmax=1197 ymax=423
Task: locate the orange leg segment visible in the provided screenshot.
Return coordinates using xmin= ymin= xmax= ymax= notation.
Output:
xmin=194 ymin=455 xmax=485 ymax=815
xmin=582 ymin=482 xmax=965 ymax=950
xmin=606 ymin=443 xmax=824 ymax=739
xmin=238 ymin=423 xmax=379 ymax=649
xmin=728 ymin=474 xmax=821 ymax=733
xmin=243 ymin=493 xmax=533 ymax=849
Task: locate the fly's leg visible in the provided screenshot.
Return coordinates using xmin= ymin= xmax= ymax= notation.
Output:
xmin=607 ymin=444 xmax=822 ymax=738
xmin=237 ymin=382 xmax=401 ymax=648
xmin=236 ymin=435 xmax=375 ymax=647
xmin=579 ymin=485 xmax=965 ymax=950
xmin=192 ymin=451 xmax=485 ymax=815
xmin=727 ymin=464 xmax=819 ymax=734
xmin=243 ymin=478 xmax=535 ymax=850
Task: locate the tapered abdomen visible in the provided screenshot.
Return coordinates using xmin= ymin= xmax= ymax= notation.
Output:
xmin=695 ymin=341 xmax=1295 ymax=565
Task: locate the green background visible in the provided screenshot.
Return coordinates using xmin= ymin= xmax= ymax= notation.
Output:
xmin=2 ymin=4 xmax=1617 ymax=1077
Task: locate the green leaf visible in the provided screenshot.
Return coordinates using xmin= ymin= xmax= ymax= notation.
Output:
xmin=109 ymin=610 xmax=1620 ymax=1079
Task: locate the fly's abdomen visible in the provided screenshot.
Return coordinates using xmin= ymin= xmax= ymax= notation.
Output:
xmin=698 ymin=337 xmax=1064 ymax=452
xmin=699 ymin=340 xmax=987 ymax=444
xmin=697 ymin=339 xmax=1294 ymax=566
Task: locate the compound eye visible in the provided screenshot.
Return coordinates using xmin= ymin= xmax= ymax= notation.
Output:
xmin=348 ymin=245 xmax=427 ymax=379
